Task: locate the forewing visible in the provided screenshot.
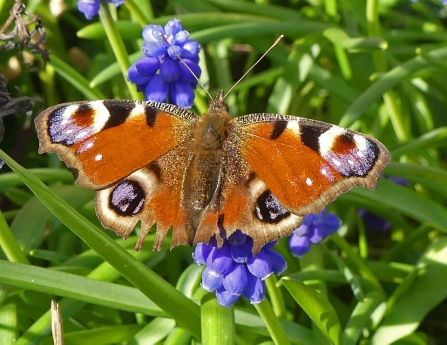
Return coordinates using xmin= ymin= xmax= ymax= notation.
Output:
xmin=35 ymin=100 xmax=197 ymax=189
xmin=232 ymin=113 xmax=391 ymax=216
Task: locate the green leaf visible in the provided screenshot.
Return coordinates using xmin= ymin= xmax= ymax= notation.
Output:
xmin=131 ymin=318 xmax=176 ymax=344
xmin=349 ymin=179 xmax=447 ymax=233
xmin=371 ymin=237 xmax=447 ymax=344
xmin=342 ymin=291 xmax=385 ymax=345
xmin=234 ymin=308 xmax=314 ymax=344
xmin=323 ymin=28 xmax=387 ymax=51
xmin=77 ymin=14 xmax=275 ymax=40
xmin=0 ymin=301 xmax=16 ymax=344
xmin=40 ymin=324 xmax=143 ymax=345
xmin=49 ymin=55 xmax=106 ymax=100
xmin=0 ymin=260 xmax=165 ymax=317
xmin=340 ymin=46 xmax=447 ymax=127
xmin=0 ymin=150 xmax=201 ymax=340
xmin=0 ymin=169 xmax=74 ymax=193
xmin=10 ymin=185 xmax=93 ymax=253
xmin=382 ymin=162 xmax=447 ymax=198
xmin=281 ymin=277 xmax=342 ymax=345
xmin=391 ymin=127 xmax=447 ymax=158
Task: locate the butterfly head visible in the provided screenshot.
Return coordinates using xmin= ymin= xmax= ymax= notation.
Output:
xmin=208 ymin=89 xmax=229 ymax=114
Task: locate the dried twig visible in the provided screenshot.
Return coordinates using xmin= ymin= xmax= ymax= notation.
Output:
xmin=0 ymin=0 xmax=51 ymax=70
xmin=0 ymin=74 xmax=41 ymax=142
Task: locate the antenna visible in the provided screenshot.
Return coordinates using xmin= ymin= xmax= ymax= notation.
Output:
xmin=223 ymin=35 xmax=284 ymax=99
xmin=161 ymin=34 xmax=284 ymax=101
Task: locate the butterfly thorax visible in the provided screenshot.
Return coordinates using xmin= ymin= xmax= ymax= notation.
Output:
xmin=183 ymin=95 xmax=232 ymax=227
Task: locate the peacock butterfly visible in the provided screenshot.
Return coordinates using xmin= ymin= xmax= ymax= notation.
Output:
xmin=34 ymin=90 xmax=390 ymax=253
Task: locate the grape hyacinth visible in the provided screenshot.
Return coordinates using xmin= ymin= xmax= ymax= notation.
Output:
xmin=193 ymin=230 xmax=287 ymax=307
xmin=289 ymin=209 xmax=341 ymax=257
xmin=77 ymin=0 xmax=125 ymax=20
xmin=127 ymin=19 xmax=201 ymax=108
xmin=358 ymin=209 xmax=391 ymax=232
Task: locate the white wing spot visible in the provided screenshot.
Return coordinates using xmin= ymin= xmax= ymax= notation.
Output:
xmin=76 ymin=131 xmax=88 ymax=139
xmin=76 ymin=139 xmax=95 ymax=154
xmin=332 ymin=159 xmax=341 ymax=166
xmin=319 ymin=126 xmax=345 ymax=155
xmin=357 ymin=151 xmax=364 ymax=158
xmin=306 ymin=177 xmax=313 ymax=186
xmin=321 ymin=168 xmax=327 ymax=175
xmin=94 ymin=154 xmax=103 ymax=161
xmin=348 ymin=160 xmax=354 ymax=165
xmin=287 ymin=121 xmax=300 ymax=135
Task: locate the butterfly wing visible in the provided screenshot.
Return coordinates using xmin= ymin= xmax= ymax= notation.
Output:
xmin=35 ymin=100 xmax=197 ymax=189
xmin=36 ymin=100 xmax=198 ymax=249
xmin=195 ymin=113 xmax=390 ymax=252
xmin=95 ymin=141 xmax=195 ymax=251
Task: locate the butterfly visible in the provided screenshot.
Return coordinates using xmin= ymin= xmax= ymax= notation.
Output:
xmin=35 ymin=90 xmax=390 ymax=253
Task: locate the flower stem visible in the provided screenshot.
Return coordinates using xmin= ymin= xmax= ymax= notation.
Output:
xmin=0 ymin=210 xmax=29 ymax=264
xmin=324 ymin=0 xmax=352 ymax=80
xmin=366 ymin=0 xmax=409 ymax=142
xmin=265 ymin=275 xmax=287 ymax=319
xmin=254 ymin=299 xmax=291 ymax=345
xmin=99 ymin=1 xmax=142 ymax=100
xmin=201 ymin=294 xmax=235 ymax=345
xmin=124 ymin=0 xmax=153 ymax=26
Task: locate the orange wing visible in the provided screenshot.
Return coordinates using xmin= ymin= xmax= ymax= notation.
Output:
xmin=195 ymin=114 xmax=390 ymax=253
xmin=232 ymin=114 xmax=390 ymax=214
xmin=36 ymin=100 xmax=199 ymax=251
xmin=35 ymin=100 xmax=197 ymax=189
xmin=96 ymin=141 xmax=195 ymax=251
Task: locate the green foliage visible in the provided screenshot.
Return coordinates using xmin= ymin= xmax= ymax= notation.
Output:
xmin=1 ymin=0 xmax=447 ymax=344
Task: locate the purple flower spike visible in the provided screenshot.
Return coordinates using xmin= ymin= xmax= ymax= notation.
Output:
xmin=144 ymin=75 xmax=168 ymax=103
xmin=201 ymin=267 xmax=224 ymax=292
xmin=227 ymin=230 xmax=247 ymax=246
xmin=193 ymin=243 xmax=213 ymax=265
xmin=135 ymin=56 xmax=160 ymax=77
xmin=170 ymin=81 xmax=195 ymax=108
xmin=181 ymin=41 xmax=201 ymax=60
xmin=359 ymin=176 xmax=406 ymax=232
xmin=358 ymin=209 xmax=391 ymax=232
xmin=231 ymin=238 xmax=253 ymax=263
xmin=289 ymin=234 xmax=311 ymax=257
xmin=128 ymin=18 xmax=201 ymax=108
xmin=178 ymin=59 xmax=202 ymax=83
xmin=244 ymin=274 xmax=265 ymax=304
xmin=206 ymin=244 xmax=233 ymax=274
xmin=77 ymin=0 xmax=100 ymax=20
xmin=193 ymin=230 xmax=287 ymax=307
xmin=160 ymin=60 xmax=179 ymax=82
xmin=127 ymin=64 xmax=151 ymax=86
xmin=216 ymin=286 xmax=240 ymax=308
xmin=223 ymin=264 xmax=248 ymax=295
xmin=265 ymin=249 xmax=287 ymax=275
xmin=289 ymin=208 xmax=341 ymax=257
xmin=164 ymin=19 xmax=183 ymax=36
xmin=247 ymin=250 xmax=272 ymax=280
xmin=77 ymin=0 xmax=125 ymax=20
